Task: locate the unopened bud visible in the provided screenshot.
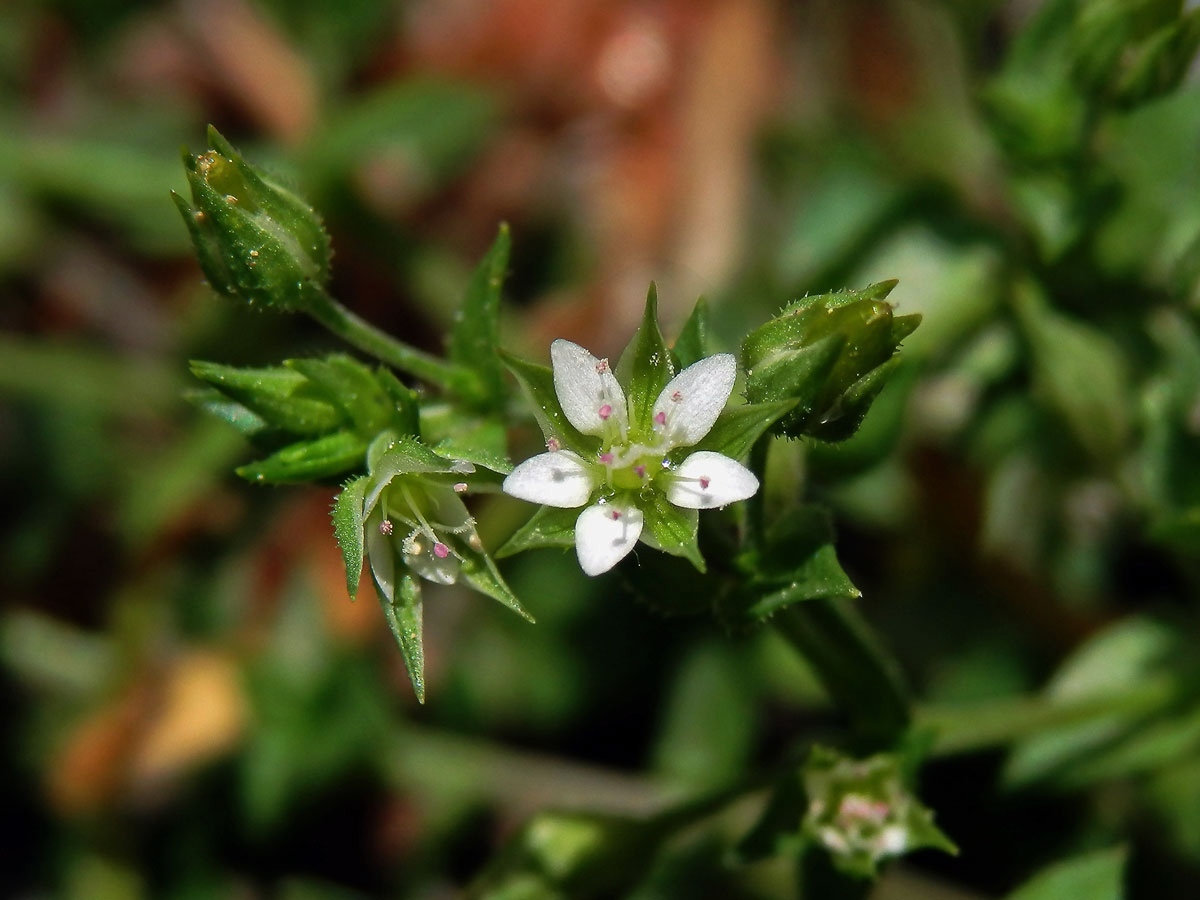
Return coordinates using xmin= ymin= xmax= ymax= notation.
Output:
xmin=173 ymin=126 xmax=331 ymax=313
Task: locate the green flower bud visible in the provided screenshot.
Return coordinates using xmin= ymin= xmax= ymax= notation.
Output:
xmin=173 ymin=126 xmax=331 ymax=312
xmin=741 ymin=281 xmax=920 ymax=441
xmin=802 ymin=747 xmax=956 ymax=879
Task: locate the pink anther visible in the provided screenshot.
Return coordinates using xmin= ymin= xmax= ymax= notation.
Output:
xmin=653 ymin=411 xmax=666 ymax=426
xmin=433 ymin=542 xmax=450 ymax=559
xmin=598 ymin=404 xmax=613 ymax=420
xmin=699 ymin=476 xmax=711 ymax=489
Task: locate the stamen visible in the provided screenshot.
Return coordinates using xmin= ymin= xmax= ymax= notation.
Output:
xmin=634 ymin=465 xmax=646 ymax=478
xmin=433 ymin=542 xmax=450 ymax=559
xmin=653 ymin=411 xmax=666 ymax=426
xmin=671 ymin=391 xmax=683 ymax=402
xmin=599 ymin=452 xmax=615 ymax=464
xmin=379 ymin=520 xmax=394 ymax=535
xmin=699 ymin=476 xmax=711 ymax=489
xmin=546 ymin=437 xmax=561 ymax=452
xmin=595 ymin=358 xmax=610 ymax=374
xmin=453 ymin=482 xmax=468 ymax=493
xmin=598 ymin=403 xmax=613 ymax=420
xmin=609 ymin=510 xmax=621 ymax=521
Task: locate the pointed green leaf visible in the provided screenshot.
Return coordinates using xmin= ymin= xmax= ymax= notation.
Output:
xmin=378 ymin=574 xmax=425 ymax=703
xmin=236 ymin=430 xmax=367 ymax=483
xmin=689 ymin=400 xmax=797 ymax=460
xmin=448 ymin=223 xmax=510 ymax=408
xmin=1007 ymin=846 xmax=1127 ymax=900
xmin=286 ymin=355 xmax=394 ymax=433
xmin=617 ymin=284 xmax=676 ymax=440
xmin=640 ymin=493 xmax=705 ymax=572
xmin=332 ymin=476 xmax=369 ymax=601
xmin=458 ymin=543 xmax=535 ymax=622
xmin=496 ymin=505 xmax=579 ymax=558
xmin=673 ymin=296 xmax=710 ymax=368
xmin=499 ymin=348 xmax=597 ymax=456
xmin=185 ymin=388 xmax=270 ymax=436
xmin=190 ymin=360 xmax=343 ymax=434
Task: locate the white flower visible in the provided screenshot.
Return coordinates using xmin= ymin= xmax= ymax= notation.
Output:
xmin=503 ymin=339 xmax=759 ymax=575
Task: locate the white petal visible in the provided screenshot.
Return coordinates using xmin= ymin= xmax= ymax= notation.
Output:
xmin=652 ymin=353 xmax=736 ymax=448
xmin=665 ymin=451 xmax=759 ymax=509
xmin=551 ymin=339 xmax=629 ymax=437
xmin=575 ymin=502 xmax=644 ymax=576
xmin=502 ymin=451 xmax=597 ymax=508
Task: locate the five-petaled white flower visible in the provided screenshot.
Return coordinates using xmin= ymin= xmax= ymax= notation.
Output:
xmin=503 ymin=339 xmax=759 ymax=575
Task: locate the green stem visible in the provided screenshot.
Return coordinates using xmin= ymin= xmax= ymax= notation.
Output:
xmin=775 ymin=600 xmax=911 ymax=749
xmin=917 ymin=676 xmax=1178 ymax=758
xmin=745 ymin=434 xmax=910 ymax=749
xmin=306 ymin=287 xmax=475 ymax=395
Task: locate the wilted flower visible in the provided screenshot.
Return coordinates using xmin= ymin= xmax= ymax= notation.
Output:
xmin=503 ymin=339 xmax=759 ymax=575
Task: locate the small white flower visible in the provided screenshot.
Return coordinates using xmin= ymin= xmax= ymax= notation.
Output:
xmin=503 ymin=339 xmax=759 ymax=575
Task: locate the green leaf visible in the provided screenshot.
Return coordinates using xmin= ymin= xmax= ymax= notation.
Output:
xmin=672 ymin=296 xmax=710 ymax=369
xmin=331 ymin=476 xmax=369 ymax=601
xmin=640 ymin=493 xmax=705 ymax=573
xmin=1014 ymin=278 xmax=1131 ymax=461
xmin=378 ymin=574 xmax=425 ymax=703
xmin=1007 ymin=846 xmax=1127 ymax=900
xmin=185 ymin=388 xmax=269 ymax=436
xmin=689 ymin=400 xmax=797 ymax=460
xmin=236 ymin=430 xmax=367 ymax=483
xmin=496 ymin=505 xmax=579 ymax=558
xmin=190 ymin=360 xmax=343 ymax=434
xmin=448 ymin=223 xmax=510 ymax=408
xmin=730 ymin=770 xmax=807 ymax=866
xmin=499 ymin=349 xmax=597 ymax=456
xmin=617 ymin=284 xmax=676 ymax=440
xmin=285 ymin=355 xmax=394 ymax=433
xmin=458 ymin=543 xmax=535 ymax=623
xmin=433 ymin=431 xmax=513 ymax=476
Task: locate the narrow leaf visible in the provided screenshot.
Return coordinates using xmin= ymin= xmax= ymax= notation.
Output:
xmin=1007 ymin=846 xmax=1127 ymax=900
xmin=331 ymin=476 xmax=369 ymax=601
xmin=236 ymin=430 xmax=367 ymax=483
xmin=495 ymin=505 xmax=579 ymax=558
xmin=448 ymin=223 xmax=510 ymax=408
xmin=286 ymin=355 xmax=394 ymax=433
xmin=458 ymin=544 xmax=535 ymax=622
xmin=190 ymin=360 xmax=343 ymax=434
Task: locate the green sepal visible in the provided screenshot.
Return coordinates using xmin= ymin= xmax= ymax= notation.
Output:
xmin=805 ymin=356 xmax=903 ymax=443
xmin=1114 ymin=10 xmax=1200 ymax=108
xmin=458 ymin=543 xmax=535 ymax=623
xmin=377 ymin=574 xmax=425 ymax=704
xmin=673 ymin=296 xmax=710 ymax=369
xmin=331 ymin=475 xmax=369 ymax=601
xmin=743 ymin=334 xmax=844 ymax=434
xmin=286 ymin=355 xmax=396 ymax=433
xmin=616 ymin=283 xmax=676 ymax=440
xmin=236 ymin=430 xmax=367 ymax=484
xmin=688 ymin=400 xmax=798 ymax=461
xmin=640 ymin=493 xmax=705 ymax=573
xmin=189 ymin=360 xmax=343 ymax=435
xmin=433 ymin=432 xmax=513 ymax=476
xmin=495 ymin=505 xmax=579 ymax=558
xmin=499 ymin=349 xmax=597 ymax=455
xmin=448 ymin=223 xmax=510 ymax=409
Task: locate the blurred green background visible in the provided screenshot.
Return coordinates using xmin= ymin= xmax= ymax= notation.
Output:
xmin=4 ymin=0 xmax=1200 ymax=897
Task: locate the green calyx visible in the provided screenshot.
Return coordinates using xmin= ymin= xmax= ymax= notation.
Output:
xmin=741 ymin=281 xmax=919 ymax=441
xmin=173 ymin=126 xmax=332 ymax=313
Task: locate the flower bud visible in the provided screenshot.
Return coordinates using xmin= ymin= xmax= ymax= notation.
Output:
xmin=802 ymin=747 xmax=955 ymax=878
xmin=173 ymin=126 xmax=331 ymax=312
xmin=741 ymin=281 xmax=920 ymax=441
